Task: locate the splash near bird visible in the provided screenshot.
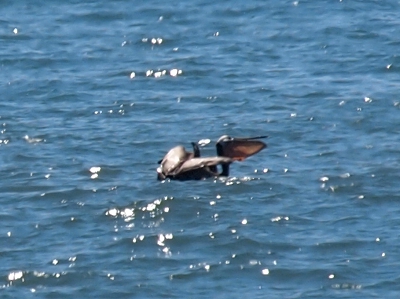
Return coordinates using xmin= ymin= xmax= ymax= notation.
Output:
xmin=157 ymin=135 xmax=267 ymax=180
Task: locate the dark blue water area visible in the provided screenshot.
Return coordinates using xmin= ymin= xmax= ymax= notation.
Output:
xmin=1 ymin=0 xmax=400 ymax=298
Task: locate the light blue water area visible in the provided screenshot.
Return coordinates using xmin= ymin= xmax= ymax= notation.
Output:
xmin=1 ymin=0 xmax=400 ymax=298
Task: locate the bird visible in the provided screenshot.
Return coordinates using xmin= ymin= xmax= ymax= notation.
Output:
xmin=156 ymin=135 xmax=267 ymax=180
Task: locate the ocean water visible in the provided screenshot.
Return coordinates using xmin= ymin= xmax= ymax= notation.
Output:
xmin=1 ymin=0 xmax=400 ymax=298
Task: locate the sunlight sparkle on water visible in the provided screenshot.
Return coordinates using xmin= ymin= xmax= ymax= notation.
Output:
xmin=121 ymin=208 xmax=134 ymax=217
xmin=170 ymin=69 xmax=183 ymax=77
xmin=106 ymin=208 xmax=119 ymax=217
xmin=150 ymin=38 xmax=163 ymax=44
xmin=154 ymin=71 xmax=163 ymax=78
xmin=133 ymin=235 xmax=146 ymax=243
xmin=90 ymin=167 xmax=101 ymax=173
xmin=24 ymin=135 xmax=44 ymax=143
xmin=261 ymin=269 xmax=270 ymax=275
xmin=107 ymin=273 xmax=115 ymax=280
xmin=364 ymin=97 xmax=372 ymax=103
xmin=157 ymin=234 xmax=165 ymax=246
xmin=249 ymin=259 xmax=259 ymax=266
xmin=8 ymin=271 xmax=23 ymax=281
xmin=146 ymin=203 xmax=156 ymax=211
xmin=198 ymin=139 xmax=211 ymax=146
xmin=271 ymin=216 xmax=289 ymax=222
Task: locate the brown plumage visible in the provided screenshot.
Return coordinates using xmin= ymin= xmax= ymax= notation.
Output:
xmin=157 ymin=135 xmax=267 ymax=181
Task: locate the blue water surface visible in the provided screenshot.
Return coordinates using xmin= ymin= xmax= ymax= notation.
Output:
xmin=1 ymin=0 xmax=400 ymax=298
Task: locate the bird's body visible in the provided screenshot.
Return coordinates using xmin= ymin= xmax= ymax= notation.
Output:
xmin=157 ymin=135 xmax=267 ymax=181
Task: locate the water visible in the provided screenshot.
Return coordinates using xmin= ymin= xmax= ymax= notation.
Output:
xmin=1 ymin=0 xmax=400 ymax=297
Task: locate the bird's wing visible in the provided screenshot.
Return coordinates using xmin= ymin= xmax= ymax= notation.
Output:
xmin=176 ymin=157 xmax=233 ymax=174
xmin=223 ymin=140 xmax=266 ymax=161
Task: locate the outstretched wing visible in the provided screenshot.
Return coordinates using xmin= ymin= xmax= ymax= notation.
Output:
xmin=222 ymin=140 xmax=266 ymax=161
xmin=177 ymin=156 xmax=232 ymax=174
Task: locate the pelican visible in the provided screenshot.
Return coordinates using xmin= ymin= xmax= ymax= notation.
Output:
xmin=157 ymin=135 xmax=267 ymax=180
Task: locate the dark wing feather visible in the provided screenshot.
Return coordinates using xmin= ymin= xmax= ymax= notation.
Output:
xmin=223 ymin=140 xmax=266 ymax=161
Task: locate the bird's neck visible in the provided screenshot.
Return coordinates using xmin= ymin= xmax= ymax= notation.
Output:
xmin=216 ymin=143 xmax=230 ymax=176
xmin=220 ymin=163 xmax=230 ymax=176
